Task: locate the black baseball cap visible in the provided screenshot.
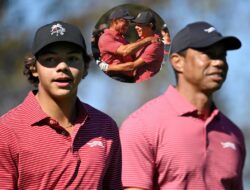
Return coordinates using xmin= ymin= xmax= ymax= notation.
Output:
xmin=109 ymin=8 xmax=134 ymax=20
xmin=170 ymin=21 xmax=241 ymax=54
xmin=133 ymin=11 xmax=155 ymax=24
xmin=32 ymin=21 xmax=87 ymax=56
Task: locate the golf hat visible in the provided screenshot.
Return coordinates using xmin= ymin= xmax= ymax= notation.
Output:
xmin=109 ymin=8 xmax=134 ymax=20
xmin=170 ymin=21 xmax=241 ymax=54
xmin=133 ymin=11 xmax=155 ymax=24
xmin=32 ymin=21 xmax=87 ymax=56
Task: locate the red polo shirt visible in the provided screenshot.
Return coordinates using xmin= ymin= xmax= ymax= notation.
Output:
xmin=120 ymin=85 xmax=245 ymax=190
xmin=0 ymin=91 xmax=122 ymax=190
xmin=98 ymin=28 xmax=133 ymax=65
xmin=134 ymin=34 xmax=164 ymax=83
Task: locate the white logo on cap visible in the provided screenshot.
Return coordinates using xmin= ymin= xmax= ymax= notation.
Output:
xmin=51 ymin=23 xmax=66 ymax=36
xmin=204 ymin=27 xmax=216 ymax=33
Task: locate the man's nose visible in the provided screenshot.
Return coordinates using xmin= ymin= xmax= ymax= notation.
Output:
xmin=211 ymin=58 xmax=228 ymax=72
xmin=56 ymin=60 xmax=69 ymax=71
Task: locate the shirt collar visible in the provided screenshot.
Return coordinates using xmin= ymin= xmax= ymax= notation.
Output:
xmin=22 ymin=91 xmax=88 ymax=126
xmin=21 ymin=91 xmax=48 ymax=126
xmin=165 ymin=85 xmax=220 ymax=119
xmin=164 ymin=85 xmax=197 ymax=116
xmin=75 ymin=98 xmax=88 ymax=126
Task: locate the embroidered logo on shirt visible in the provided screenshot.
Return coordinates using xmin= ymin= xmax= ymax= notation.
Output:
xmin=51 ymin=23 xmax=66 ymax=36
xmin=220 ymin=141 xmax=236 ymax=150
xmin=87 ymin=141 xmax=104 ymax=148
xmin=204 ymin=27 xmax=216 ymax=33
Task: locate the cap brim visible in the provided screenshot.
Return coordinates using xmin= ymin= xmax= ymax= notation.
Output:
xmin=133 ymin=18 xmax=151 ymax=24
xmin=192 ymin=36 xmax=241 ymax=50
xmin=33 ymin=40 xmax=85 ymax=56
xmin=123 ymin=16 xmax=135 ymax=20
xmin=132 ymin=19 xmax=145 ymax=24
xmin=219 ymin=36 xmax=241 ymax=50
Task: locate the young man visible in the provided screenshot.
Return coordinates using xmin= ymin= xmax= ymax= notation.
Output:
xmin=132 ymin=11 xmax=164 ymax=82
xmin=98 ymin=8 xmax=158 ymax=82
xmin=100 ymin=11 xmax=164 ymax=83
xmin=120 ymin=21 xmax=246 ymax=189
xmin=0 ymin=21 xmax=122 ymax=189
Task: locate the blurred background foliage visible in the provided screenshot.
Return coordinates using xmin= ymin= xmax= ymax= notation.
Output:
xmin=0 ymin=0 xmax=249 ymax=187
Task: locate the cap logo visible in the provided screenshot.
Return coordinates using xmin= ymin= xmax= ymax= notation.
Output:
xmin=51 ymin=23 xmax=66 ymax=36
xmin=137 ymin=13 xmax=142 ymax=18
xmin=204 ymin=27 xmax=216 ymax=33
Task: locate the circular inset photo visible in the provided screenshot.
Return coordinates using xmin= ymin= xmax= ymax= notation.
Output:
xmin=91 ymin=4 xmax=171 ymax=83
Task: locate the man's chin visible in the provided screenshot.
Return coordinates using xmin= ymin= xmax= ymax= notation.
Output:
xmin=204 ymin=84 xmax=223 ymax=94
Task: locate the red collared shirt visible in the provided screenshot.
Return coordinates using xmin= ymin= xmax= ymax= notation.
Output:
xmin=98 ymin=28 xmax=133 ymax=65
xmin=120 ymin=85 xmax=245 ymax=190
xmin=0 ymin=91 xmax=122 ymax=190
xmin=134 ymin=34 xmax=164 ymax=83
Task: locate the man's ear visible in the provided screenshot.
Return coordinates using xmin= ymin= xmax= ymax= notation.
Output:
xmin=30 ymin=63 xmax=38 ymax=77
xmin=170 ymin=53 xmax=184 ymax=73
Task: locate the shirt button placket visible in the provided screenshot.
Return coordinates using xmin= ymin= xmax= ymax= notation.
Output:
xmin=71 ymin=138 xmax=81 ymax=160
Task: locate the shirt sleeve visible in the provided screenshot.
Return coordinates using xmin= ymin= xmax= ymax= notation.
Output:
xmin=102 ymin=120 xmax=122 ymax=190
xmin=120 ymin=115 xmax=155 ymax=189
xmin=0 ymin=121 xmax=18 ymax=189
xmin=140 ymin=42 xmax=164 ymax=64
xmin=99 ymin=33 xmax=123 ymax=54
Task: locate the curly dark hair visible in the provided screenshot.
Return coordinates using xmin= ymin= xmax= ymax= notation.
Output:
xmin=23 ymin=51 xmax=91 ymax=87
xmin=23 ymin=55 xmax=39 ymax=87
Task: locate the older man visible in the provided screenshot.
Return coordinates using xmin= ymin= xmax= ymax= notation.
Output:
xmin=120 ymin=21 xmax=246 ymax=189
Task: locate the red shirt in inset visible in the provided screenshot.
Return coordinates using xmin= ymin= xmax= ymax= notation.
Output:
xmin=134 ymin=34 xmax=164 ymax=83
xmin=98 ymin=28 xmax=133 ymax=65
